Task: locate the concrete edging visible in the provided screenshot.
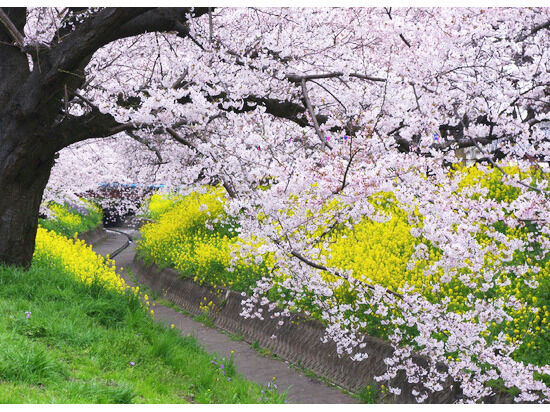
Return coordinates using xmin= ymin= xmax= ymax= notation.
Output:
xmin=130 ymin=255 xmax=468 ymax=403
xmin=77 ymin=225 xmax=107 ymax=245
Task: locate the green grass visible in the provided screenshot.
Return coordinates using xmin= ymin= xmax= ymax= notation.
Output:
xmin=0 ymin=259 xmax=285 ymax=403
xmin=228 ymin=333 xmax=245 ymax=342
xmin=356 ymin=385 xmax=379 ymax=404
xmin=251 ymin=340 xmax=276 ymax=358
xmin=193 ymin=313 xmax=215 ymax=328
xmin=124 ymin=268 xmax=225 ymax=331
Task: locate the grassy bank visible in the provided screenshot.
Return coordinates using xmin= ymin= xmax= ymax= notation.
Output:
xmin=0 ymin=207 xmax=284 ymax=403
xmin=0 ymin=259 xmax=283 ymax=403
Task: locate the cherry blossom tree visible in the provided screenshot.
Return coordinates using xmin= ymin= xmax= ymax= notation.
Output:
xmin=1 ymin=7 xmax=550 ymax=402
xmin=0 ymin=7 xmax=211 ymax=266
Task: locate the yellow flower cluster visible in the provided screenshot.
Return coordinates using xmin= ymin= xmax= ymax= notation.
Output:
xmin=40 ymin=200 xmax=103 ymax=237
xmin=324 ymin=193 xmax=438 ymax=294
xmin=34 ymin=227 xmax=129 ymax=295
xmin=145 ymin=193 xmax=184 ymax=220
xmin=451 ymin=165 xmax=550 ymax=352
xmin=139 ymin=186 xmax=269 ymax=292
xmin=48 ymin=203 xmax=82 ymax=228
xmin=454 ymin=163 xmax=549 ymax=203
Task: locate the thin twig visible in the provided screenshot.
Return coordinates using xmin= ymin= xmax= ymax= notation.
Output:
xmin=334 ymin=146 xmax=358 ymax=194
xmin=516 ymin=19 xmax=550 ymax=42
xmin=310 ymin=79 xmax=347 ymax=112
xmin=208 ymin=7 xmax=213 ymax=44
xmin=187 ymin=33 xmax=205 ymax=50
xmin=166 ymin=127 xmax=196 ymax=150
xmin=466 ymin=132 xmax=548 ymax=195
xmin=411 ymin=83 xmax=422 ymax=114
xmin=301 ymin=79 xmax=332 ymax=150
xmin=399 ymin=33 xmax=411 ymax=48
xmin=172 ymin=68 xmax=189 ymax=89
xmin=382 ymin=8 xmax=412 ymax=49
xmin=166 ymin=126 xmax=237 ymax=198
xmin=57 ymin=68 xmax=86 ymax=79
xmin=372 ymin=51 xmax=392 ymax=151
xmin=272 ymin=234 xmax=403 ymax=299
xmin=73 ymin=92 xmax=97 ymax=110
xmin=125 ymin=130 xmax=164 ymax=164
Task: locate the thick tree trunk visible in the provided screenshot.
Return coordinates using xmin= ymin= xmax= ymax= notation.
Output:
xmin=0 ymin=121 xmax=55 ymax=268
xmin=0 ymin=167 xmax=53 ymax=268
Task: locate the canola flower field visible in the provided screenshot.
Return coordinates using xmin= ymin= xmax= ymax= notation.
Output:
xmin=137 ymin=165 xmax=550 ymax=372
xmin=35 ymin=201 xmax=131 ymax=296
xmin=34 ymin=227 xmax=129 ymax=295
xmin=39 ymin=200 xmax=103 ymax=238
xmin=139 ymin=187 xmax=273 ymax=293
xmin=0 ymin=201 xmax=285 ymax=403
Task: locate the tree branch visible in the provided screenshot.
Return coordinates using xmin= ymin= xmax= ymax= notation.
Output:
xmin=40 ymin=8 xmax=211 ymax=92
xmin=208 ymin=7 xmax=213 ymax=43
xmin=334 ymin=146 xmax=358 ymax=194
xmin=467 ymin=135 xmax=549 ymax=195
xmin=166 ymin=126 xmax=237 ymax=198
xmin=18 ymin=8 xmax=212 ymax=125
xmin=271 ymin=234 xmax=403 ymax=299
xmin=43 ymin=8 xmax=151 ymax=85
xmin=399 ymin=33 xmax=411 ymax=48
xmin=166 ymin=126 xmax=196 ymax=150
xmin=517 ymin=19 xmax=550 ymax=42
xmin=287 ymin=71 xmax=385 ymax=83
xmin=118 ymin=8 xmax=202 ymax=39
xmin=301 ymin=79 xmax=332 ymax=149
xmin=411 ymin=83 xmax=422 ymax=114
xmin=49 ymin=109 xmax=136 ymax=151
xmin=125 ymin=130 xmax=164 ymax=164
xmin=0 ymin=8 xmax=24 ymax=48
xmin=73 ymin=91 xmax=96 ymax=110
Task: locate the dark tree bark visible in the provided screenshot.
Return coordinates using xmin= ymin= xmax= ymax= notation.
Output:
xmin=0 ymin=129 xmax=55 ymax=266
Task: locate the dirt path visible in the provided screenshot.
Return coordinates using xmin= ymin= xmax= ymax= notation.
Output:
xmin=90 ymin=228 xmax=358 ymax=404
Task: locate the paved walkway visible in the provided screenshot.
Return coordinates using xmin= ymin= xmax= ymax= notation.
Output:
xmin=90 ymin=228 xmax=357 ymax=404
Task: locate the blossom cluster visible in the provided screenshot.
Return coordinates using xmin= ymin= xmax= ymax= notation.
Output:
xmin=139 ymin=163 xmax=550 ymax=402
